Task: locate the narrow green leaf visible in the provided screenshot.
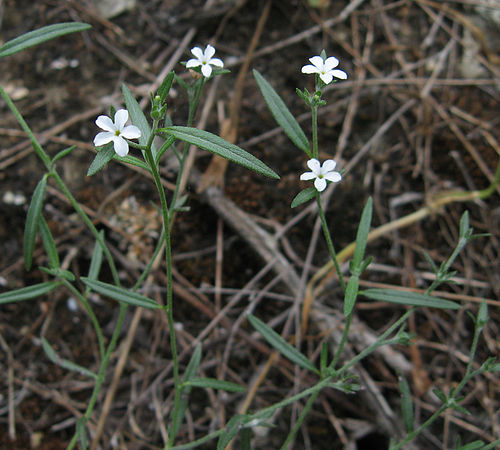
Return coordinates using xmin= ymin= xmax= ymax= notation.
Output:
xmin=41 ymin=337 xmax=97 ymax=380
xmin=399 ymin=375 xmax=414 ymax=433
xmin=247 ymin=314 xmax=319 ymax=374
xmin=39 ymin=266 xmax=75 ymax=282
xmin=362 ymin=288 xmax=460 ymax=310
xmin=352 ymin=197 xmax=372 ymax=270
xmin=456 ymin=440 xmax=485 ymax=450
xmin=88 ymin=231 xmax=105 ymax=281
xmin=81 ymin=277 xmax=161 ymax=309
xmin=0 ymin=281 xmax=60 ymax=304
xmin=52 ymin=145 xmax=76 ymax=164
xmin=158 ymin=71 xmax=175 ymax=103
xmin=24 ymin=176 xmax=47 ymax=270
xmin=171 ymin=345 xmax=203 ymax=441
xmin=161 ymin=126 xmax=279 ymax=180
xmin=0 ymin=22 xmax=91 ymax=58
xmin=291 ymin=187 xmax=317 ymax=208
xmin=217 ymin=415 xmax=246 ymax=450
xmin=184 ymin=378 xmax=245 ymax=393
xmin=343 ymin=275 xmax=359 ymax=316
xmin=117 ymin=154 xmax=149 ymax=171
xmin=253 ymin=70 xmax=311 ymax=155
xmin=122 ymin=84 xmax=155 ymax=155
xmin=88 ymin=143 xmax=115 ymax=176
xmin=39 ymin=216 xmax=60 ymax=269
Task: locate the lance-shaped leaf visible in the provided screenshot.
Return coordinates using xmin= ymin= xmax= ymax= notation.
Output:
xmin=0 ymin=281 xmax=61 ymax=304
xmin=81 ymin=277 xmax=161 ymax=309
xmin=0 ymin=22 xmax=91 ymax=58
xmin=253 ymin=70 xmax=310 ymax=156
xmin=247 ymin=314 xmax=319 ymax=374
xmin=41 ymin=337 xmax=97 ymax=380
xmin=24 ymin=176 xmax=47 ymax=270
xmin=161 ymin=126 xmax=279 ymax=179
xmin=39 ymin=216 xmax=60 ymax=269
xmin=361 ymin=288 xmax=460 ymax=310
xmin=291 ymin=187 xmax=316 ymax=208
xmin=183 ymin=378 xmax=245 ymax=393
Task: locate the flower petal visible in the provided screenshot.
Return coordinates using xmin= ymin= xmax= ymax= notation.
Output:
xmin=301 ymin=64 xmax=319 ymax=74
xmin=332 ymin=69 xmax=348 ymax=80
xmin=306 ymin=158 xmax=321 ymax=173
xmin=95 ymin=115 xmax=115 ymax=132
xmin=324 ymin=171 xmax=341 ymax=183
xmin=113 ymin=136 xmax=129 ymax=157
xmin=121 ymin=125 xmax=141 ymax=139
xmin=209 ymin=57 xmax=224 ymax=68
xmin=201 ymin=64 xmax=212 ymax=77
xmin=114 ymin=109 xmax=129 ymax=130
xmin=190 ymin=47 xmax=204 ymax=60
xmin=94 ymin=131 xmax=114 ymax=146
xmin=314 ymin=177 xmax=327 ymax=192
xmin=186 ymin=59 xmax=202 ymax=68
xmin=323 ymin=56 xmax=339 ymax=71
xmin=204 ymin=44 xmax=216 ymax=60
xmin=322 ymin=159 xmax=337 ymax=172
xmin=308 ymin=56 xmax=324 ymax=69
xmin=300 ymin=172 xmax=316 ymax=181
xmin=319 ymin=72 xmax=333 ymax=84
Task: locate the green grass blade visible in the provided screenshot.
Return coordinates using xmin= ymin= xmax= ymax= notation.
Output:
xmin=161 ymin=126 xmax=279 ymax=179
xmin=253 ymin=70 xmax=310 ymax=155
xmin=247 ymin=315 xmax=319 ymax=374
xmin=0 ymin=22 xmax=91 ymax=58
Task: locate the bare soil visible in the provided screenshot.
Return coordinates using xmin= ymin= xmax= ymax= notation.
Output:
xmin=0 ymin=0 xmax=499 ymax=449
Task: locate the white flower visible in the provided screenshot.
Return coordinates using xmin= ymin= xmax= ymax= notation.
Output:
xmin=93 ymin=109 xmax=141 ymax=157
xmin=186 ymin=44 xmax=224 ymax=78
xmin=301 ymin=55 xmax=347 ymax=84
xmin=300 ymin=158 xmax=341 ymax=192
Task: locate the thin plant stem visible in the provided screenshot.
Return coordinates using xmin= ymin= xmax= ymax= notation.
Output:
xmin=144 ymin=148 xmax=181 ymax=447
xmin=61 ymin=279 xmax=105 ymax=357
xmin=315 ymin=194 xmax=346 ymax=292
xmin=280 ymin=390 xmax=319 ymax=450
xmin=311 ymin=104 xmax=319 ymax=159
xmin=329 ymin=313 xmax=352 ymax=369
xmin=67 ymin=303 xmax=127 ymax=450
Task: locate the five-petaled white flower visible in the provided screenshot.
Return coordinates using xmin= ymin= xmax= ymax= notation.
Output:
xmin=93 ymin=109 xmax=141 ymax=157
xmin=300 ymin=158 xmax=342 ymax=192
xmin=301 ymin=55 xmax=347 ymax=84
xmin=186 ymin=44 xmax=224 ymax=78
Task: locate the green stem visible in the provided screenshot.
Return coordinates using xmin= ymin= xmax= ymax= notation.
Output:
xmin=391 ymin=404 xmax=449 ymax=450
xmin=337 ymin=308 xmax=414 ymax=375
xmin=329 ymin=313 xmax=352 ymax=370
xmin=170 ymin=78 xmax=205 ymax=211
xmin=311 ymin=104 xmax=319 ymax=159
xmin=50 ymin=171 xmax=120 ymax=286
xmin=316 ymin=194 xmax=346 ymax=292
xmin=61 ymin=279 xmax=105 ymax=357
xmin=145 ymin=149 xmax=180 ymax=447
xmin=280 ymin=390 xmax=319 ymax=450
xmin=67 ymin=303 xmax=127 ymax=450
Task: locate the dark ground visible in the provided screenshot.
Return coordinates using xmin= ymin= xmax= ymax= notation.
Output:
xmin=0 ymin=0 xmax=499 ymax=449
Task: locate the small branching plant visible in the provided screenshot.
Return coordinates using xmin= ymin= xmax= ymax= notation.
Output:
xmin=0 ymin=25 xmax=499 ymax=450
